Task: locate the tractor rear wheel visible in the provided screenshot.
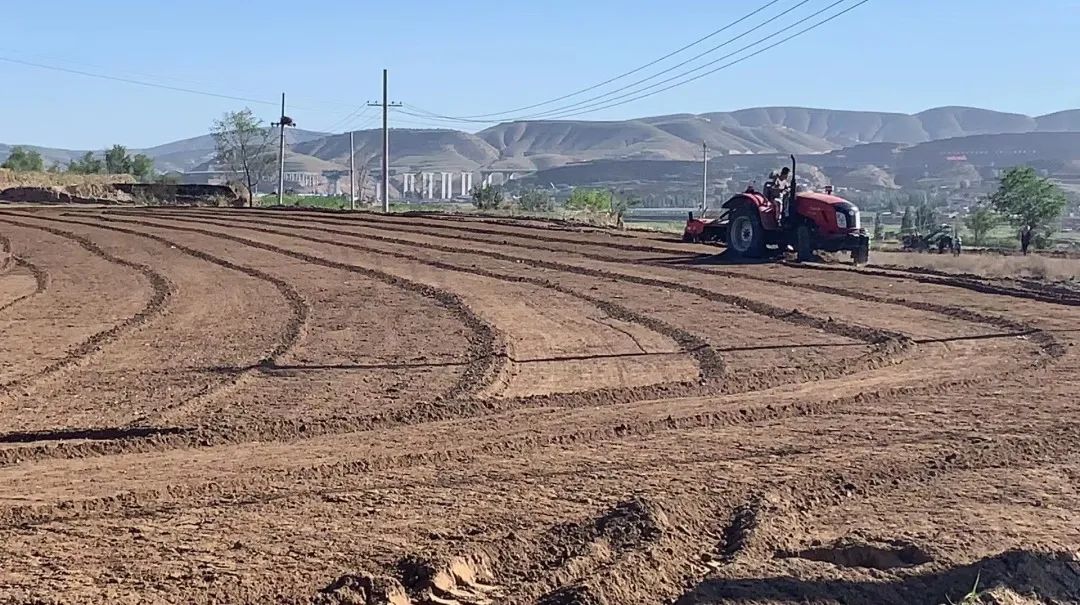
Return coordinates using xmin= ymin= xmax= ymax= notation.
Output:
xmin=727 ymin=206 xmax=766 ymax=258
xmin=795 ymin=224 xmax=814 ymax=262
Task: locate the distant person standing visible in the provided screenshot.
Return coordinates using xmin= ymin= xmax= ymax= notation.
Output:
xmin=953 ymin=234 xmax=962 ymax=256
xmin=1020 ymin=225 xmax=1033 ymax=255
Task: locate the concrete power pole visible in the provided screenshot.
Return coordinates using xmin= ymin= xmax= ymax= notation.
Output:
xmin=349 ymin=130 xmax=356 ymax=211
xmin=368 ymin=69 xmax=401 ymax=213
xmin=272 ymin=93 xmax=295 ymax=206
xmin=702 ymin=141 xmax=709 ymax=212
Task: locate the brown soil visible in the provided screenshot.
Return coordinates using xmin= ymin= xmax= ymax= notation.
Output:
xmin=1 ymin=206 xmax=1079 ymax=605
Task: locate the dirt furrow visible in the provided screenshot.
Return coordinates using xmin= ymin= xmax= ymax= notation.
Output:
xmin=48 ymin=213 xmax=503 ymax=404
xmin=97 ymin=212 xmax=926 ymax=407
xmin=0 ymin=215 xmax=173 ymax=394
xmin=216 ymin=209 xmax=1058 ymax=363
xmin=108 ymin=210 xmax=905 ymax=349
xmin=223 ymin=207 xmax=1080 ymax=313
xmin=0 ymin=256 xmax=47 ymax=314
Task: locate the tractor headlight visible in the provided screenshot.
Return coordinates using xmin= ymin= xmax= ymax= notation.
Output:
xmin=836 ymin=211 xmax=848 ymax=229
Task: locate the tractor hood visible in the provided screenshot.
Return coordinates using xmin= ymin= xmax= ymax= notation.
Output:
xmin=797 ymin=192 xmax=849 ymax=206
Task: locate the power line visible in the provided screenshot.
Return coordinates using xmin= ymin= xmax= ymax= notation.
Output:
xmin=415 ymin=0 xmax=788 ymax=120
xmin=512 ymin=0 xmax=820 ymax=121
xmin=514 ymin=0 xmax=870 ymax=121
xmin=0 ymin=47 xmax=361 ymax=111
xmin=0 ymin=55 xmax=289 ymax=109
xmin=400 ymin=0 xmax=828 ymax=125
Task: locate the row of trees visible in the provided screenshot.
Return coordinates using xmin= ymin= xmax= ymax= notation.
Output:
xmin=471 ymin=184 xmax=638 ymax=225
xmin=1 ymin=145 xmax=154 ymax=179
xmin=883 ymin=167 xmax=1066 ymax=247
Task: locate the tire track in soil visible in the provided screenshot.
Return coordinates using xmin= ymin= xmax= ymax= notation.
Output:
xmin=0 ymin=348 xmax=1054 ymax=531
xmin=61 ymin=214 xmax=505 ymax=403
xmin=100 ymin=212 xmax=926 ymax=410
xmin=98 ymin=214 xmax=724 ymax=386
xmin=318 ymin=420 xmax=1080 ymax=605
xmin=231 ymin=208 xmax=1079 ymax=313
xmin=0 ymin=208 xmax=502 ymax=467
xmin=0 ymin=256 xmax=48 ymax=314
xmin=0 ymin=215 xmax=173 ymax=395
xmin=0 ymin=212 xmax=309 ymax=436
xmin=90 ymin=214 xmax=728 ymax=405
xmin=109 ymin=210 xmax=907 ymax=352
xmin=208 ymin=209 xmax=1059 ymax=362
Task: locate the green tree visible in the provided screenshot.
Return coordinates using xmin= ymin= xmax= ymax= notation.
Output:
xmin=470 ymin=183 xmax=503 ymax=210
xmin=517 ymin=189 xmax=553 ymax=212
xmin=988 ymin=166 xmax=1068 ymax=241
xmin=211 ymin=108 xmax=275 ymax=207
xmin=914 ymin=203 xmax=939 ymax=233
xmin=565 ymin=188 xmax=612 ymax=212
xmin=130 ymin=154 xmax=154 ymax=181
xmin=105 ymin=144 xmax=133 ymax=174
xmin=900 ymin=206 xmax=914 ymax=233
xmin=68 ymin=151 xmax=104 ymax=174
xmin=1 ymin=146 xmax=44 ymax=172
xmin=963 ymin=204 xmax=999 ymax=246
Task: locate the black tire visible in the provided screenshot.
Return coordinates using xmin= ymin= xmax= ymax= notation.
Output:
xmin=853 ymin=244 xmax=870 ymax=265
xmin=682 ymin=231 xmax=694 ymax=243
xmin=795 ymin=224 xmax=814 ymax=262
xmin=727 ymin=206 xmax=766 ymax=258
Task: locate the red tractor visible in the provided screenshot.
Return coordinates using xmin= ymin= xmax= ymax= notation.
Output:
xmin=684 ymin=155 xmax=870 ymax=264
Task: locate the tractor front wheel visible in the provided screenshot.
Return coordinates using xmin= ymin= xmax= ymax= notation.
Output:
xmin=853 ymin=244 xmax=870 ymax=265
xmin=795 ymin=224 xmax=814 ymax=262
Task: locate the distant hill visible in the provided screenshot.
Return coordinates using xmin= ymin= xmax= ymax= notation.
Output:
xmin=4 ymin=106 xmax=1080 ymax=176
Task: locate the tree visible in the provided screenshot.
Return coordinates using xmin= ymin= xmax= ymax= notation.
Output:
xmin=872 ymin=213 xmax=885 ymax=241
xmin=900 ymin=206 xmax=914 ymax=233
xmin=517 ymin=189 xmax=553 ymax=212
xmin=470 ymin=183 xmax=503 ymax=210
xmin=1 ymin=146 xmax=44 ymax=172
xmin=565 ymin=188 xmax=612 ymax=212
xmin=963 ymin=204 xmax=999 ymax=246
xmin=68 ymin=151 xmax=104 ymax=174
xmin=211 ymin=108 xmax=275 ymax=207
xmin=988 ymin=166 xmax=1068 ymax=242
xmin=914 ymin=203 xmax=939 ymax=233
xmin=105 ymin=144 xmax=133 ymax=174
xmin=131 ymin=154 xmax=154 ymax=181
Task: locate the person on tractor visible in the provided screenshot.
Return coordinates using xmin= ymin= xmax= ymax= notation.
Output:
xmin=764 ymin=167 xmax=791 ymax=225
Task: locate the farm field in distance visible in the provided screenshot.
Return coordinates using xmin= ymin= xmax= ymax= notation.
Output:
xmin=1 ymin=206 xmax=1079 ymax=604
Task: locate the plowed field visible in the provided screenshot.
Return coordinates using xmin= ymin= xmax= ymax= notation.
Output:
xmin=1 ymin=206 xmax=1079 ymax=604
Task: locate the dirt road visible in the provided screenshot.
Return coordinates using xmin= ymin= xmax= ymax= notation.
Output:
xmin=1 ymin=206 xmax=1078 ymax=604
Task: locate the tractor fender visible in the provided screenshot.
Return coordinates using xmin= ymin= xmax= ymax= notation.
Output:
xmin=722 ymin=193 xmax=778 ymax=231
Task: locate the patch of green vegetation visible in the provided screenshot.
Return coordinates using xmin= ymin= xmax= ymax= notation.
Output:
xmin=625 ymin=220 xmax=685 ymax=233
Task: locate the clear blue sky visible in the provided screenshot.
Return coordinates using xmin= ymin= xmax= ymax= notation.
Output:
xmin=1 ymin=0 xmax=1077 ymax=149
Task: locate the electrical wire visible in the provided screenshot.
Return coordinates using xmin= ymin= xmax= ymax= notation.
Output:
xmin=413 ymin=0 xmax=789 ymax=120
xmin=537 ymin=0 xmax=870 ymax=120
xmin=400 ymin=0 xmax=837 ymax=124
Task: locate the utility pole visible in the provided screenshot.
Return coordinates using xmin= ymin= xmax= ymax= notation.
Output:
xmin=367 ymin=69 xmax=401 ymax=213
xmin=272 ymin=92 xmax=295 ymax=206
xmin=349 ymin=130 xmax=356 ymax=210
xmin=702 ymin=141 xmax=709 ymax=212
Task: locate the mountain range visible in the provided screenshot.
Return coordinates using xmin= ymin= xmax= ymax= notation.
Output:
xmin=4 ymin=106 xmax=1080 ymax=175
